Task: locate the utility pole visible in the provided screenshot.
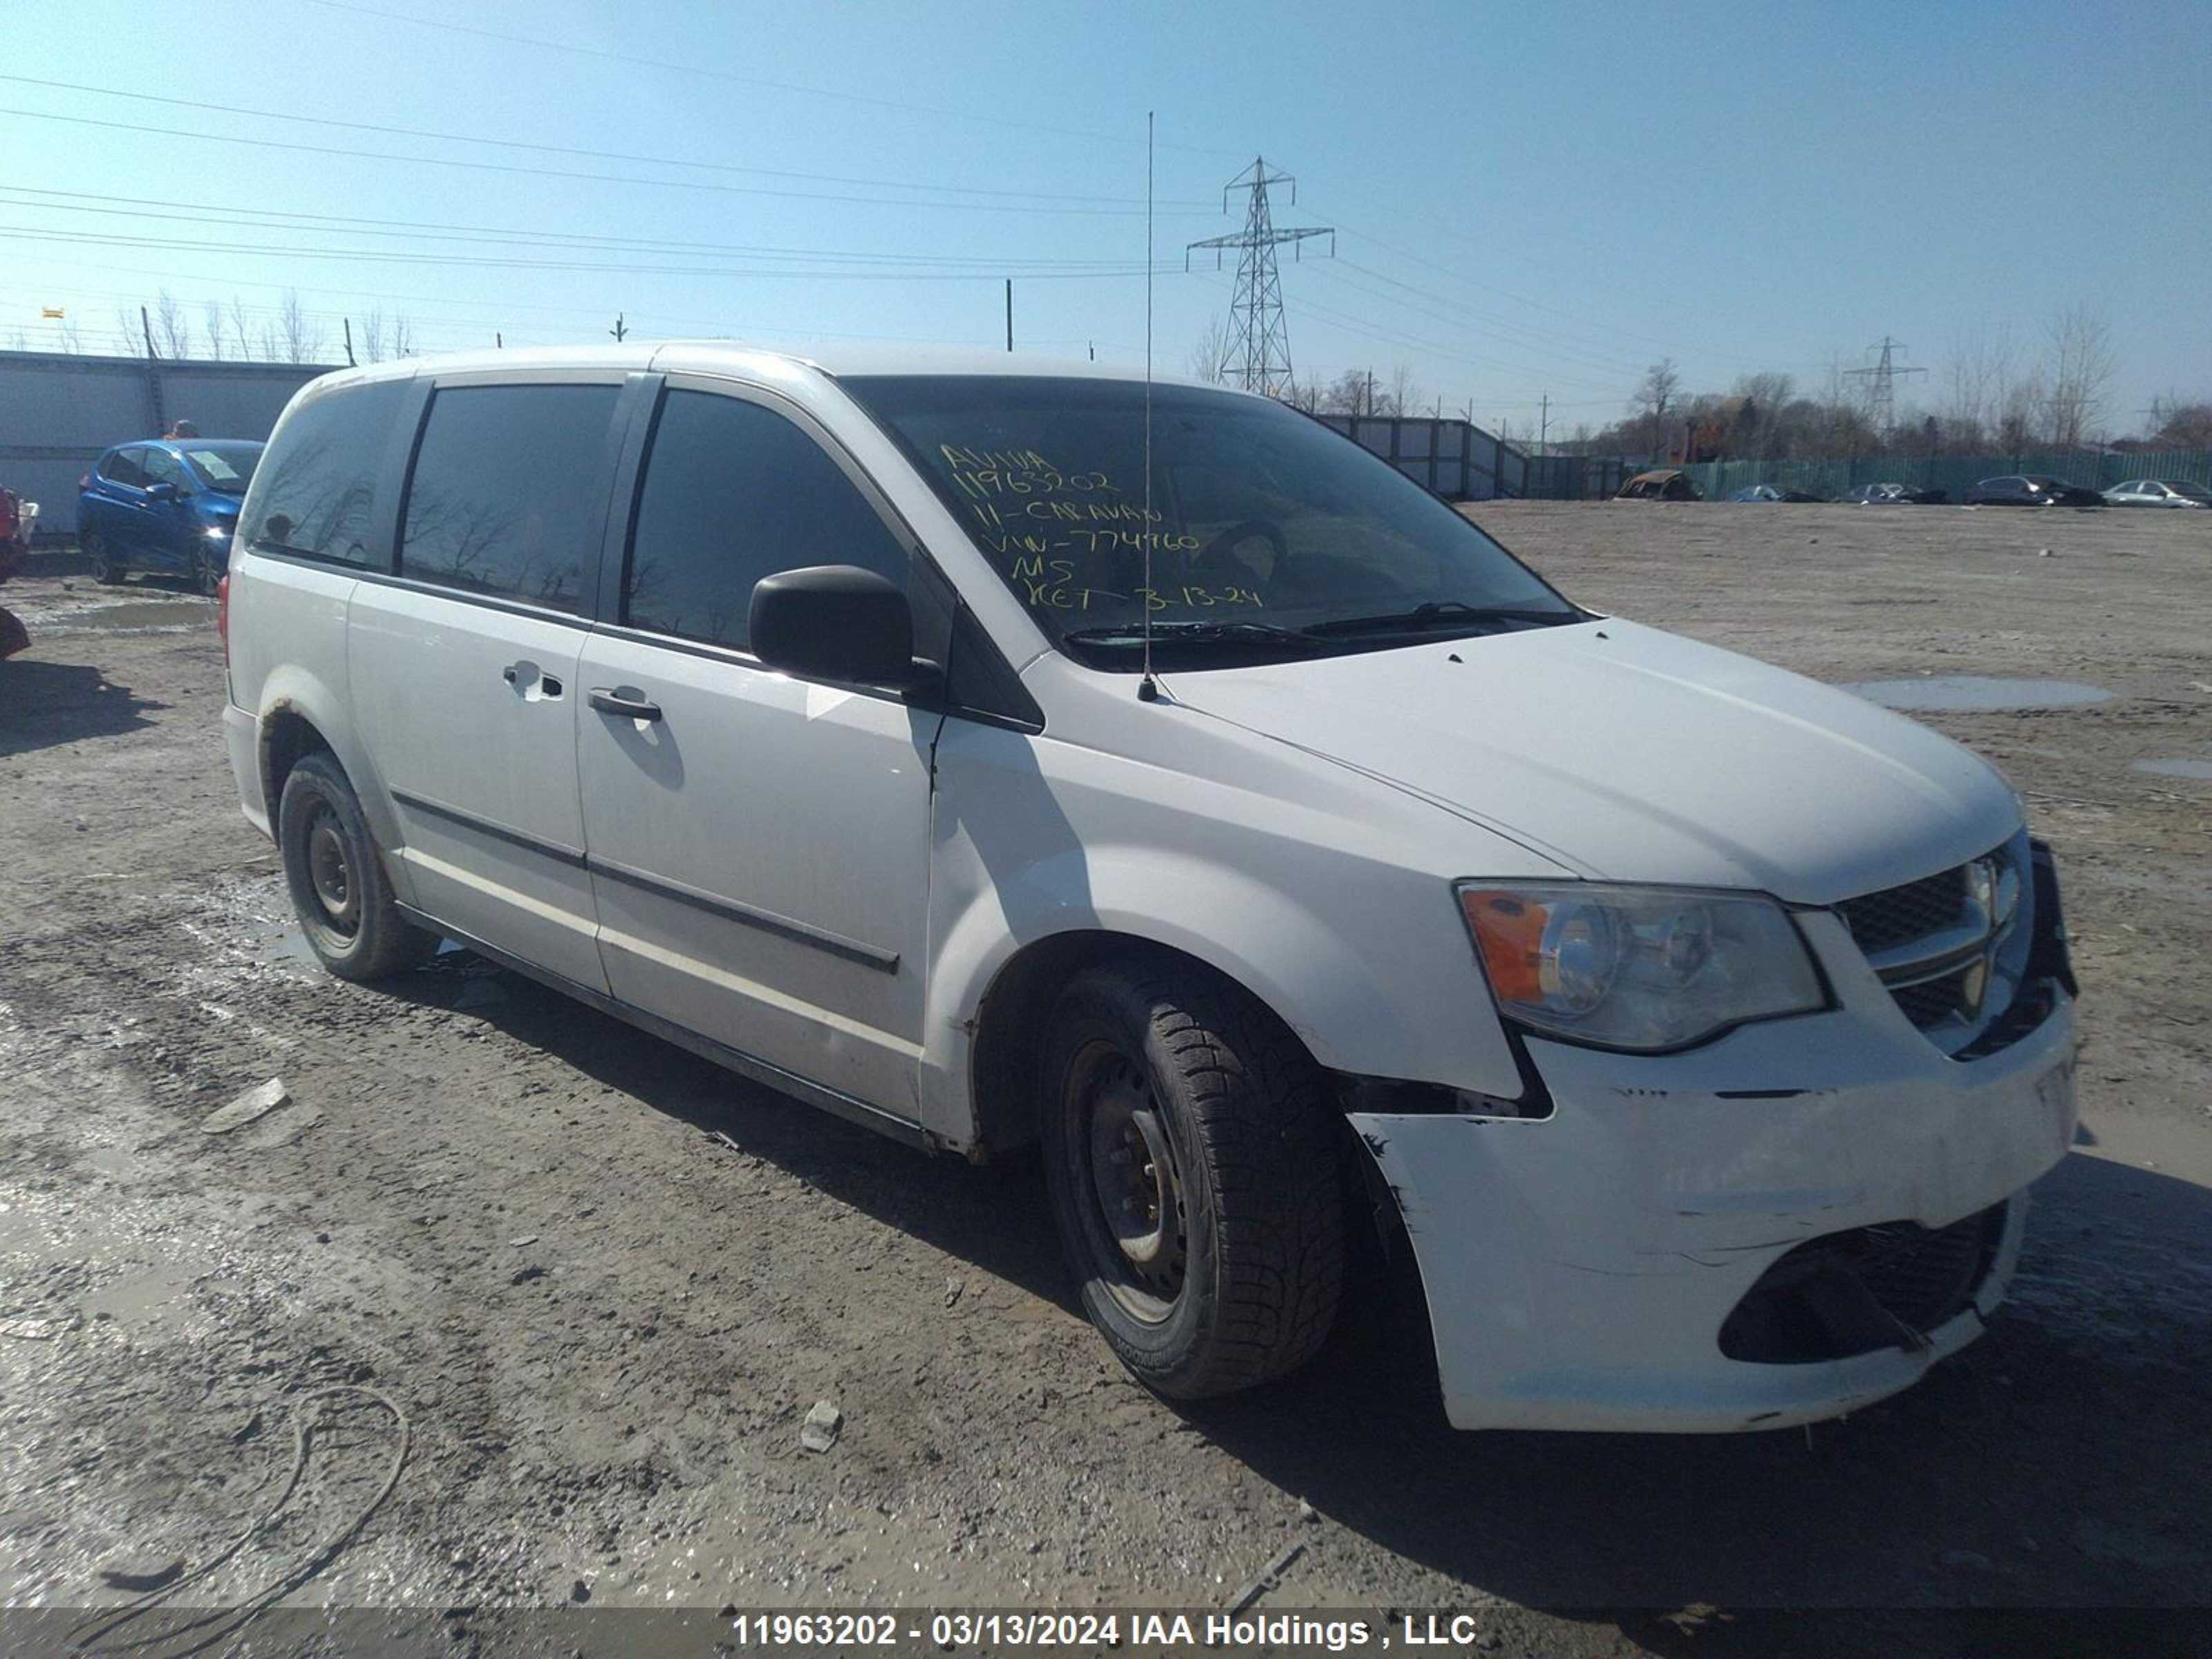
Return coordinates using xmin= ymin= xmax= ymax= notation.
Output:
xmin=342 ymin=317 xmax=356 ymax=366
xmin=1185 ymin=156 xmax=1333 ymax=397
xmin=609 ymin=312 xmax=628 ymax=343
xmin=1005 ymin=279 xmax=1013 ymax=352
xmin=1843 ymin=336 xmax=1925 ymax=437
xmin=1365 ymin=369 xmax=1376 ymax=416
xmin=1539 ymin=393 xmax=1550 ymax=456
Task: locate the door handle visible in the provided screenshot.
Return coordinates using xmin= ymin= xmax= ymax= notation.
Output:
xmin=589 ymin=687 xmax=663 ymax=722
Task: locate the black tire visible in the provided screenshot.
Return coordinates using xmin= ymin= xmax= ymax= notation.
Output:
xmin=276 ymin=751 xmax=440 ymax=981
xmin=1040 ymin=958 xmax=1344 ymax=1398
xmin=191 ymin=543 xmax=223 ymax=598
xmin=84 ymin=529 xmax=124 ymax=585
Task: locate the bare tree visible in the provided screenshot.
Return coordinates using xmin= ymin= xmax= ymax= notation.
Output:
xmin=1634 ymin=358 xmax=1680 ymax=426
xmin=113 ymin=306 xmax=142 ymax=355
xmin=155 ymin=289 xmax=192 ymax=358
xmin=229 ymin=297 xmax=258 ymax=362
xmin=2041 ymin=303 xmax=2115 ymax=448
xmin=1387 ymin=362 xmax=1423 ymax=418
xmin=279 ymin=290 xmax=322 ymax=364
xmin=1186 ymin=315 xmax=1232 ymax=385
xmin=360 ymin=308 xmax=386 ymax=364
xmin=203 ymin=299 xmax=227 ymax=362
xmin=388 ymin=313 xmax=415 ymax=359
xmin=56 ymin=317 xmax=83 ymax=353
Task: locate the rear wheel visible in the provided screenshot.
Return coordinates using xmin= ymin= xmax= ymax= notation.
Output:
xmin=84 ymin=529 xmax=124 ymax=585
xmin=277 ymin=751 xmax=440 ymax=981
xmin=1041 ymin=959 xmax=1344 ymax=1398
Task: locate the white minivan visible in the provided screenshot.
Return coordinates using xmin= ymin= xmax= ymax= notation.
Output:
xmin=222 ymin=345 xmax=2079 ymax=1433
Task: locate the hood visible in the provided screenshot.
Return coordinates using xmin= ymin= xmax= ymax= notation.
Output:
xmin=1160 ymin=619 xmax=2021 ymax=904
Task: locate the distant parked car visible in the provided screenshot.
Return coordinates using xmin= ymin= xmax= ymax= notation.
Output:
xmin=1726 ymin=484 xmax=1830 ymax=503
xmin=2103 ymin=478 xmax=2211 ymax=509
xmin=1615 ymin=468 xmax=1702 ymax=500
xmin=1965 ymin=475 xmax=2102 ymax=508
xmin=78 ymin=438 xmax=264 ymax=593
xmin=1841 ymin=482 xmax=1947 ymax=505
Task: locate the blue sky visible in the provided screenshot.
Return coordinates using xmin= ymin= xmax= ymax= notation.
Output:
xmin=4 ymin=0 xmax=2206 ymax=435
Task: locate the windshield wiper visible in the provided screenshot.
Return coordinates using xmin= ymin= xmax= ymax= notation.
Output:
xmin=1300 ymin=599 xmax=1580 ymax=637
xmin=1062 ymin=620 xmax=1327 ymax=653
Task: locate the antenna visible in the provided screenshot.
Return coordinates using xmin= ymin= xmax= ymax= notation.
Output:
xmin=1138 ymin=111 xmax=1159 ymax=703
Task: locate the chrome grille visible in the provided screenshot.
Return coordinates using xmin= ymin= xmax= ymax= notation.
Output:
xmin=1836 ymin=866 xmax=1968 ymax=955
xmin=1835 ymin=841 xmax=2021 ymax=1033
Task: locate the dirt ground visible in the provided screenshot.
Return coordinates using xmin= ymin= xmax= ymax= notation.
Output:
xmin=1 ymin=503 xmax=2207 ymax=1656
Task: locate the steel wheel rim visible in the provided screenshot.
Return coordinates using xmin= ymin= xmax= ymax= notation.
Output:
xmin=1068 ymin=1039 xmax=1186 ymax=1322
xmin=303 ymin=803 xmax=359 ymax=936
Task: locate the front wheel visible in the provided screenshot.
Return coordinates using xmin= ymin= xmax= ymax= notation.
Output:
xmin=84 ymin=529 xmax=124 ymax=585
xmin=1041 ymin=959 xmax=1344 ymax=1398
xmin=191 ymin=544 xmax=223 ymax=598
xmin=276 ymin=752 xmax=440 ymax=981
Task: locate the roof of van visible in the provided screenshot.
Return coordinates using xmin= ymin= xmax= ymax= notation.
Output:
xmin=317 ymin=341 xmax=1225 ymax=393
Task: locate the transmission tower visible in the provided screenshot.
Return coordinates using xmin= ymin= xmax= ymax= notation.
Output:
xmin=1844 ymin=335 xmax=1927 ymax=435
xmin=1185 ymin=157 xmax=1333 ymax=397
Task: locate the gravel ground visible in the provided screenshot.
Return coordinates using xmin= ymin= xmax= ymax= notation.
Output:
xmin=1 ymin=503 xmax=2207 ymax=1655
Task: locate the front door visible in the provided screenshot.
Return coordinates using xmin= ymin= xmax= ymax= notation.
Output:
xmin=137 ymin=447 xmax=198 ymax=574
xmin=92 ymin=446 xmax=155 ymax=563
xmin=348 ymin=377 xmax=626 ymax=991
xmin=576 ymin=379 xmax=937 ymax=1117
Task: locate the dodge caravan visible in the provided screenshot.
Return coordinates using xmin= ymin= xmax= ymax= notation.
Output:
xmin=222 ymin=346 xmax=2079 ymax=1432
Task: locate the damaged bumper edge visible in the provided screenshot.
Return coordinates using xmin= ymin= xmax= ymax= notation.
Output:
xmin=1352 ymin=982 xmax=2076 ymax=1434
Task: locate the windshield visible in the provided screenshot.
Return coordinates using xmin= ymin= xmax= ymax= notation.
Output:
xmin=843 ymin=375 xmax=1577 ymax=666
xmin=182 ymin=442 xmax=263 ymax=494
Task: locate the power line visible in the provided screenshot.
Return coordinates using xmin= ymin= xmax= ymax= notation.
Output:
xmin=299 ymin=0 xmax=1246 ymax=159
xmin=1313 ymin=261 xmax=1667 ymax=379
xmin=3 ymin=225 xmax=1152 ymax=282
xmin=0 ymin=187 xmax=1153 ymax=269
xmin=0 ymin=75 xmax=1211 ymax=209
xmin=0 ymin=106 xmax=1214 ymax=218
xmin=1309 ymin=208 xmax=1774 ymax=370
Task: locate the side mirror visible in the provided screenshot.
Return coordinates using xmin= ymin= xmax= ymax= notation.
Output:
xmin=147 ymin=481 xmax=182 ymax=503
xmin=750 ymin=565 xmax=935 ymax=693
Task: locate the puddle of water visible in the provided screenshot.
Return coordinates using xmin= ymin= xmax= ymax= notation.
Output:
xmin=19 ymin=597 xmax=213 ymax=634
xmin=1843 ymin=675 xmax=2115 ymax=712
xmin=252 ymin=924 xmax=324 ymax=973
xmin=2133 ymin=758 xmax=2212 ymax=781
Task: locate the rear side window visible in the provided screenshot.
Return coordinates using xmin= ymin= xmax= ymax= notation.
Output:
xmin=622 ymin=389 xmax=907 ymax=651
xmin=141 ymin=449 xmax=188 ymax=489
xmin=100 ymin=448 xmax=147 ymax=488
xmin=246 ymin=379 xmax=408 ymax=565
xmin=400 ymin=384 xmax=619 ymax=613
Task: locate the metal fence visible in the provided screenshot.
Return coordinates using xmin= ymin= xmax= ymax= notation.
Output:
xmin=1312 ymin=417 xmax=1638 ymax=503
xmin=1 ymin=348 xmax=339 ymax=538
xmin=1677 ymin=449 xmax=2212 ymax=503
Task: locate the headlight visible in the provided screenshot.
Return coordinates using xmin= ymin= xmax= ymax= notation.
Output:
xmin=1456 ymin=883 xmax=1826 ymax=1051
xmin=203 ymin=525 xmax=234 ymax=543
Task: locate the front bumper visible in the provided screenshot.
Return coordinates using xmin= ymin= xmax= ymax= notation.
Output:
xmin=1351 ymin=908 xmax=2077 ymax=1433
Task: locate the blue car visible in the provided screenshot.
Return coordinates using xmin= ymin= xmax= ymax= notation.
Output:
xmin=79 ymin=438 xmax=263 ymax=594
